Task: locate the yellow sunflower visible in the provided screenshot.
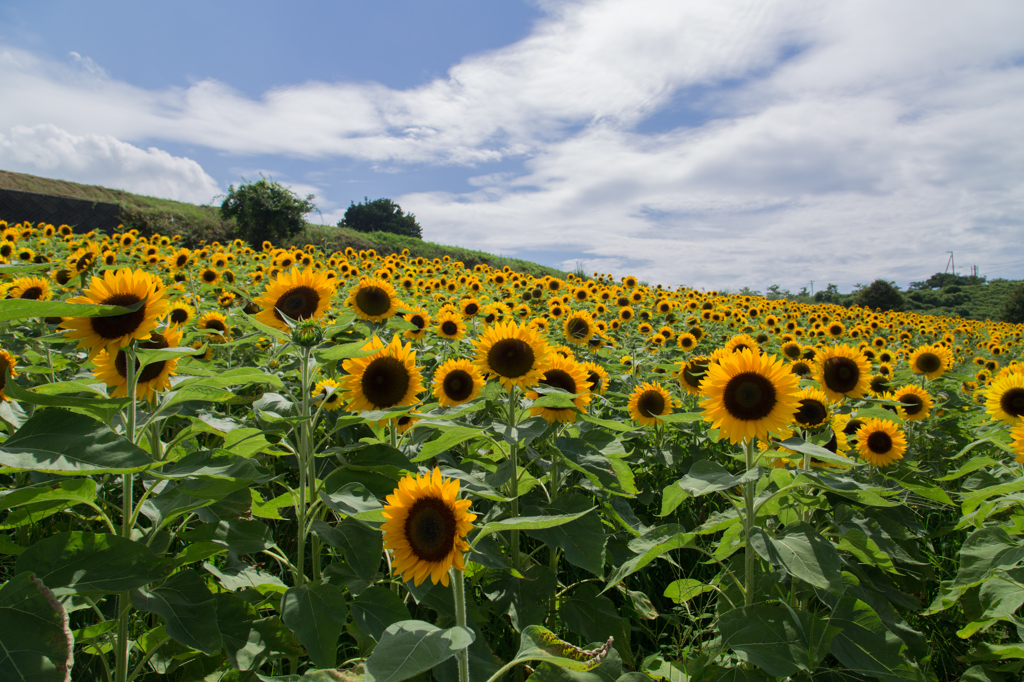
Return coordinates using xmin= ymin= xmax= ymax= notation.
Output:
xmin=0 ymin=349 xmax=18 ymax=401
xmin=985 ymin=373 xmax=1024 ymax=424
xmin=792 ymin=387 xmax=832 ymax=431
xmin=562 ymin=310 xmax=596 ymax=347
xmin=890 ymin=384 xmax=933 ymax=422
xmin=255 ymin=266 xmax=336 ymax=332
xmin=855 ymin=418 xmax=906 ymax=468
xmin=198 ymin=311 xmax=232 ymax=343
xmin=628 ymin=381 xmax=672 ymax=426
xmin=676 ymin=332 xmax=698 ymax=351
xmin=700 ymin=349 xmax=800 ymax=444
xmin=313 ymin=378 xmax=344 ymax=411
xmin=341 ymin=335 xmax=424 ymax=412
xmin=346 ymin=277 xmax=399 ymax=323
xmin=60 ymin=267 xmax=170 ymax=359
xmin=813 ymin=345 xmax=871 ymax=402
xmin=6 ymin=276 xmax=52 ymax=301
xmin=678 ymin=356 xmax=711 ymax=396
xmin=402 ymin=306 xmax=431 ymax=341
xmin=432 ymin=359 xmax=484 ymax=407
xmin=435 ymin=310 xmax=467 ymax=341
xmin=526 ymin=357 xmax=592 ymax=423
xmin=92 ymin=327 xmax=183 ymax=401
xmin=167 ymin=300 xmax=195 ymax=328
xmin=1011 ymin=421 xmax=1024 ymax=465
xmin=580 ymin=360 xmax=609 ymax=395
xmin=382 ymin=468 xmax=476 ymax=587
xmin=472 ymin=320 xmax=551 ymax=391
xmin=909 ymin=344 xmax=952 ymax=380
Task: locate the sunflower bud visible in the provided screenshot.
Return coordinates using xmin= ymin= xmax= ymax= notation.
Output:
xmin=291 ymin=320 xmax=324 ymax=348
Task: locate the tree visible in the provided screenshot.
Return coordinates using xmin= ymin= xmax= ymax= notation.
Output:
xmin=855 ymin=279 xmax=904 ymax=312
xmin=339 ymin=197 xmax=422 ymax=239
xmin=220 ymin=177 xmax=316 ymax=246
xmin=1001 ymin=283 xmax=1024 ymax=323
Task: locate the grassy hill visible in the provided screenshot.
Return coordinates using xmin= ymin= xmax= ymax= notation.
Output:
xmin=0 ymin=170 xmax=565 ymax=278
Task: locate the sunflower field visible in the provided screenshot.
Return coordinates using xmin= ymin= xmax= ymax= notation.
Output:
xmin=1 ymin=219 xmax=1024 ymax=682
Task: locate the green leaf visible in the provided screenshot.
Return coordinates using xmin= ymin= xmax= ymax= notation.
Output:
xmin=156 ymin=449 xmax=271 ymax=482
xmin=471 ymin=509 xmax=594 ymax=547
xmin=0 ymin=296 xmax=144 ymax=323
xmin=556 ymin=437 xmax=637 ymax=496
xmin=719 ymin=605 xmax=839 ymax=678
xmin=837 ymin=529 xmax=899 ymax=574
xmin=314 ymin=340 xmax=382 ymax=361
xmin=414 ymin=426 xmax=483 ymax=462
xmin=525 ymin=494 xmax=608 ymax=576
xmin=349 ymin=586 xmax=411 ymax=641
xmin=0 ymin=409 xmax=155 ymax=475
xmin=663 ymin=579 xmax=715 ymax=604
xmin=778 ymin=437 xmax=861 ymax=469
xmin=310 ymin=519 xmax=383 ymax=583
xmin=0 ymin=572 xmax=74 ymax=682
xmin=669 ymin=460 xmax=763 ymax=498
xmin=281 ymin=581 xmax=349 ymax=670
xmin=559 ymin=584 xmax=632 ymax=665
xmin=965 ymin=642 xmax=1024 ymax=661
xmin=927 ymin=526 xmax=1024 ymax=613
xmin=364 ymin=620 xmax=474 ymax=682
xmin=829 ymin=597 xmax=925 ymax=682
xmin=936 ymin=456 xmax=1002 ymax=481
xmin=482 ymin=564 xmax=557 ymax=632
xmin=0 ymin=479 xmax=98 ymax=529
xmin=603 ymin=525 xmax=693 ymax=593
xmin=505 ymin=625 xmax=615 ymax=672
xmin=131 ymin=569 xmax=222 ymax=656
xmin=178 ymin=520 xmax=276 ymax=555
xmin=15 ymin=532 xmax=168 ymax=596
xmin=749 ymin=523 xmax=844 ymax=593
xmin=318 ymin=482 xmax=386 ymax=523
xmin=214 ymin=593 xmax=268 ymax=671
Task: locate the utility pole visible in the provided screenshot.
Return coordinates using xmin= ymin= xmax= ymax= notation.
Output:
xmin=809 ymin=281 xmax=814 ymax=296
xmin=946 ymin=251 xmax=955 ymax=275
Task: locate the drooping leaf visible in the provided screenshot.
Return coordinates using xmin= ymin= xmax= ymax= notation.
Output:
xmin=669 ymin=460 xmax=763 ymax=498
xmin=0 ymin=572 xmax=74 ymax=682
xmin=364 ymin=620 xmax=474 ymax=682
xmin=749 ymin=523 xmax=844 ymax=593
xmin=525 ymin=494 xmax=608 ymax=576
xmin=505 ymin=625 xmax=615 ymax=672
xmin=281 ymin=581 xmax=349 ymax=670
xmin=310 ymin=519 xmax=383 ymax=582
xmin=131 ymin=569 xmax=222 ymax=656
xmin=0 ymin=297 xmax=144 ymax=323
xmin=829 ymin=597 xmax=926 ymax=682
xmin=0 ymin=410 xmax=155 ymax=475
xmin=559 ymin=584 xmax=632 ymax=665
xmin=719 ymin=604 xmax=839 ymax=678
xmin=349 ymin=586 xmax=411 ymax=641
xmin=15 ymin=532 xmax=168 ymax=595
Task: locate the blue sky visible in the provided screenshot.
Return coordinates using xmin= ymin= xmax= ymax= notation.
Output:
xmin=2 ymin=0 xmax=1023 ymax=291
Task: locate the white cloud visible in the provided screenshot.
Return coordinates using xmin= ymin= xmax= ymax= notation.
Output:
xmin=2 ymin=0 xmax=1023 ymax=288
xmin=0 ymin=124 xmax=222 ymax=204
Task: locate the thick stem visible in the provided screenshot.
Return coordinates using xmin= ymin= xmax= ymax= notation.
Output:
xmin=743 ymin=438 xmax=757 ymax=608
xmin=452 ymin=569 xmax=470 ymax=682
xmin=507 ymin=387 xmax=520 ymax=571
xmin=295 ymin=347 xmax=313 ymax=587
xmin=115 ymin=343 xmax=141 ymax=682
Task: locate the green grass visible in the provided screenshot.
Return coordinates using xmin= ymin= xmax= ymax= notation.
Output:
xmin=0 ymin=170 xmax=566 ymax=277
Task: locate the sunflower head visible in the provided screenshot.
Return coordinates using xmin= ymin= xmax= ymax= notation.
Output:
xmin=313 ymin=378 xmax=344 ymax=411
xmin=792 ymin=388 xmax=832 ymax=430
xmin=891 ymin=384 xmax=933 ymax=422
xmin=854 ymin=418 xmax=907 ymax=468
xmin=985 ymin=373 xmax=1024 ymax=424
xmin=382 ymin=468 xmax=476 ymax=587
xmin=0 ymin=349 xmax=18 ymax=401
xmin=700 ymin=349 xmax=800 ymax=444
xmin=628 ymin=381 xmax=672 ymax=426
xmin=813 ymin=345 xmax=871 ymax=402
xmin=563 ymin=310 xmax=596 ymax=346
xmin=341 ymin=335 xmax=424 ymax=412
xmin=909 ymin=344 xmax=952 ymax=380
xmin=346 ymin=277 xmax=400 ymax=322
xmin=255 ymin=266 xmax=337 ymax=332
xmin=432 ymin=358 xmax=484 ymax=407
xmin=92 ymin=327 xmax=183 ymax=401
xmin=526 ymin=356 xmax=592 ymax=423
xmin=472 ymin=320 xmax=551 ymax=391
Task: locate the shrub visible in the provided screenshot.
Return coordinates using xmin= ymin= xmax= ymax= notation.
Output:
xmin=220 ymin=177 xmax=316 ymax=246
xmin=339 ymin=197 xmax=422 ymax=239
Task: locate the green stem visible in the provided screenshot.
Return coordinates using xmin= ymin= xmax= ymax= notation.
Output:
xmin=507 ymin=387 xmax=520 ymax=571
xmin=743 ymin=438 xmax=757 ymax=608
xmin=295 ymin=346 xmax=313 ymax=587
xmin=452 ymin=569 xmax=470 ymax=682
xmin=115 ymin=342 xmax=141 ymax=682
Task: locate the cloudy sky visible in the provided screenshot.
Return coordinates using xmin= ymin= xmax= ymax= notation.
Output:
xmin=2 ymin=0 xmax=1023 ymax=291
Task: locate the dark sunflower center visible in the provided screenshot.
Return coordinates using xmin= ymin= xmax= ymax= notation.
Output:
xmin=829 ymin=325 xmax=843 ymax=335
xmin=823 ymin=431 xmax=839 ymax=453
xmin=587 ymin=371 xmax=602 ymax=392
xmin=915 ymin=352 xmax=942 ymax=374
xmin=870 ymin=376 xmax=891 ymax=394
xmin=565 ymin=317 xmax=590 ymax=339
xmin=409 ymin=314 xmax=426 ymax=330
xmin=794 ymin=398 xmax=828 ymax=427
xmin=275 ymin=286 xmax=320 ymax=321
xmin=783 ymin=344 xmax=801 ymax=359
xmin=170 ymin=308 xmax=189 ymax=324
xmin=866 ymin=431 xmax=893 ymax=454
xmin=54 ymin=270 xmax=72 ymax=285
xmin=354 ymin=286 xmax=391 ymax=316
xmin=487 ymin=338 xmax=535 ymax=378
xmin=201 ymin=270 xmax=217 ymax=283
xmin=844 ymin=418 xmax=864 ymax=437
xmin=441 ymin=321 xmax=459 ymax=336
xmin=1000 ymin=388 xmax=1024 ymax=418
xmin=900 ymin=394 xmax=924 ymax=415
xmin=791 ymin=361 xmax=811 ymax=376
xmin=723 ymin=372 xmax=777 ymax=421
xmin=822 ymin=357 xmax=860 ymax=393
xmin=203 ymin=319 xmax=227 ymax=333
xmin=683 ymin=361 xmax=708 ymax=389
xmin=114 ymin=333 xmax=170 ymax=383
xmin=19 ymin=287 xmax=43 ymax=300
xmin=175 ymin=255 xmax=188 ymax=267
xmin=91 ymin=293 xmax=146 ymax=340
xmin=681 ymin=337 xmax=694 ymax=348
xmin=404 ymin=496 xmax=458 ymax=563
xmin=360 ymin=356 xmax=411 ymax=408
xmin=464 ymin=303 xmax=478 ymax=315
xmin=442 ymin=369 xmax=474 ymax=402
xmin=539 ymin=369 xmax=577 ymax=395
xmin=637 ymin=389 xmax=666 ymax=418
